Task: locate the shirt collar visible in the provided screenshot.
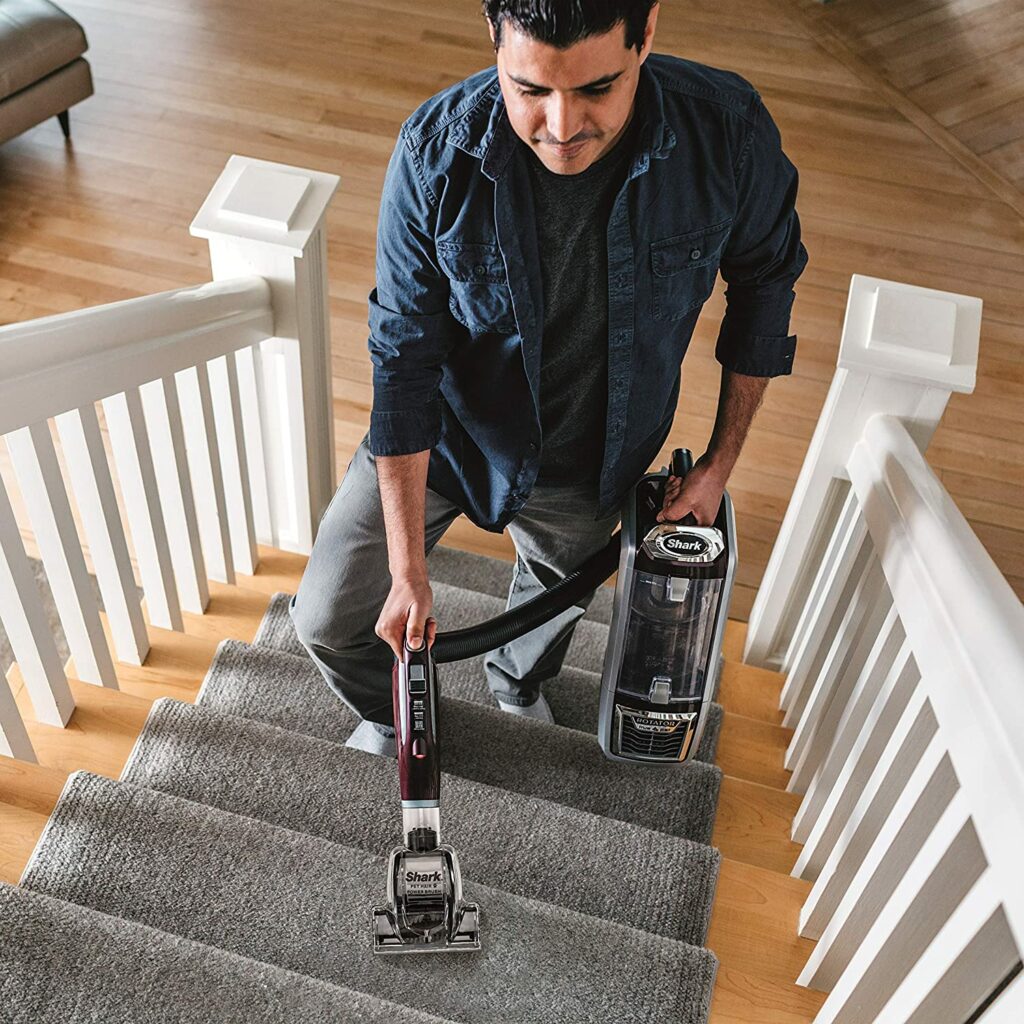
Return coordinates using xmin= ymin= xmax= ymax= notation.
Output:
xmin=446 ymin=59 xmax=677 ymax=182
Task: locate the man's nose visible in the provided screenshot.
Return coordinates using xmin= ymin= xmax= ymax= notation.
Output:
xmin=546 ymin=94 xmax=583 ymax=143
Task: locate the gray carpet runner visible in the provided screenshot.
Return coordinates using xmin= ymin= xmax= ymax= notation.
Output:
xmin=6 ymin=543 xmax=725 ymax=1022
xmin=121 ymin=696 xmax=720 ymax=945
xmin=20 ymin=772 xmax=717 ymax=1024
xmin=254 ymin=587 xmax=724 ymax=762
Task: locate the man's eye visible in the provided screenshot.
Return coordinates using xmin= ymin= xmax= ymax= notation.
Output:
xmin=517 ymin=85 xmax=613 ymax=97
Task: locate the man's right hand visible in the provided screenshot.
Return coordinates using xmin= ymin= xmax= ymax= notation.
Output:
xmin=375 ymin=573 xmax=438 ymax=660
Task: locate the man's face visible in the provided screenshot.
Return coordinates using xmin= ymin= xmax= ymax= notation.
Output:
xmin=489 ymin=7 xmax=658 ymax=175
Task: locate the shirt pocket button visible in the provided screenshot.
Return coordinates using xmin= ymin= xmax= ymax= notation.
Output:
xmin=690 ymin=248 xmax=702 ymax=260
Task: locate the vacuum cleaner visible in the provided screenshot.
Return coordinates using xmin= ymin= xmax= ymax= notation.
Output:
xmin=372 ymin=448 xmax=736 ymax=953
xmin=372 ymin=634 xmax=481 ymax=954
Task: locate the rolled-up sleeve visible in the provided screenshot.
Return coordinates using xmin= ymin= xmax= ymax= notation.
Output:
xmin=715 ymin=94 xmax=810 ymax=377
xmin=367 ymin=133 xmax=461 ymax=456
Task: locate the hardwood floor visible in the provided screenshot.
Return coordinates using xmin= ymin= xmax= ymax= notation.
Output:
xmin=787 ymin=0 xmax=1024 ymax=202
xmin=0 ymin=0 xmax=1020 ymax=620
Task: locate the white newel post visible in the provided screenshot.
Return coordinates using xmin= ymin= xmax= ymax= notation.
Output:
xmin=190 ymin=156 xmax=340 ymax=555
xmin=744 ymin=274 xmax=981 ymax=671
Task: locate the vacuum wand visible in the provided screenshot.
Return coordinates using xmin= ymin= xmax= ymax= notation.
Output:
xmin=371 ymin=636 xmax=481 ymax=954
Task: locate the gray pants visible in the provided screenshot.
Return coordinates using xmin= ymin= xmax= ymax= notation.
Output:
xmin=288 ymin=432 xmax=621 ymax=727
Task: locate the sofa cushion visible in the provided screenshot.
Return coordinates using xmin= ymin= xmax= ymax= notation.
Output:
xmin=0 ymin=0 xmax=88 ymax=102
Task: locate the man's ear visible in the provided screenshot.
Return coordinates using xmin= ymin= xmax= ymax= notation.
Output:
xmin=486 ymin=16 xmax=497 ymax=47
xmin=639 ymin=3 xmax=659 ymax=61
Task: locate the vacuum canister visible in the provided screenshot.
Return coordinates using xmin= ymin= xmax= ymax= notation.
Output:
xmin=597 ymin=449 xmax=736 ymax=764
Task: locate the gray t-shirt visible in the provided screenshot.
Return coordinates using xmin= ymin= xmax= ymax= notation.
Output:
xmin=525 ymin=114 xmax=640 ymax=487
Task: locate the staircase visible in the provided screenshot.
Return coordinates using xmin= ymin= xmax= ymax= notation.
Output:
xmin=0 ymin=542 xmax=821 ymax=1023
xmin=3 ymin=155 xmax=1020 ymax=1023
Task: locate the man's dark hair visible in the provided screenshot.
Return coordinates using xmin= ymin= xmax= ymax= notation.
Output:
xmin=482 ymin=1 xmax=657 ymax=54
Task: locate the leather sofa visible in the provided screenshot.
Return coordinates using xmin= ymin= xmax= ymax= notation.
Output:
xmin=0 ymin=0 xmax=93 ymax=145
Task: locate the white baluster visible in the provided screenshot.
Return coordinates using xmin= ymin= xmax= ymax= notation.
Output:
xmin=793 ymin=606 xmax=904 ymax=845
xmin=234 ymin=344 xmax=274 ymax=546
xmin=139 ymin=376 xmax=209 ymax=614
xmin=808 ymin=800 xmax=982 ymax=1023
xmin=786 ymin=556 xmax=889 ymax=787
xmin=782 ymin=529 xmax=873 ymax=733
xmin=207 ymin=353 xmax=258 ymax=575
xmin=6 ymin=421 xmax=117 ymax=687
xmin=800 ymin=683 xmax=932 ymax=933
xmin=874 ymin=871 xmax=1013 ymax=1024
xmin=54 ymin=404 xmax=149 ymax=666
xmin=800 ymin=737 xmax=957 ymax=984
xmin=786 ymin=561 xmax=892 ymax=790
xmin=191 ymin=156 xmax=340 ymax=554
xmin=102 ymin=388 xmax=183 ymax=631
xmin=795 ymin=639 xmax=916 ymax=873
xmin=0 ymin=674 xmax=34 ymax=761
xmin=779 ymin=485 xmax=864 ymax=717
xmin=0 ymin=473 xmax=74 ymax=726
xmin=175 ymin=363 xmax=234 ymax=585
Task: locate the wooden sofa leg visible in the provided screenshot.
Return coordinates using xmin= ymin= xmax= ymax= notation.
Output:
xmin=57 ymin=110 xmax=71 ymax=139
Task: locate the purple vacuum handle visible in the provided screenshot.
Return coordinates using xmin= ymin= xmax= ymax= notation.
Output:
xmin=393 ymin=636 xmax=440 ymax=803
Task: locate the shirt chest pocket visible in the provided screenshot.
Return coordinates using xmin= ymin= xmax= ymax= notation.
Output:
xmin=436 ymin=240 xmax=517 ymax=335
xmin=650 ymin=218 xmax=732 ymax=322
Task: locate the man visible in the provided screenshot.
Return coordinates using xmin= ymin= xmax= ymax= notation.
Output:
xmin=289 ymin=0 xmax=809 ymax=757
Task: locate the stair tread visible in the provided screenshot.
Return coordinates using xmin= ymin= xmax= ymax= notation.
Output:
xmin=21 ymin=771 xmax=718 ymax=1024
xmin=0 ymin=881 xmax=454 ymax=1023
xmin=122 ymin=696 xmax=720 ymax=946
xmin=199 ymin=639 xmax=723 ymax=845
xmin=8 ymin=668 xmax=153 ymax=779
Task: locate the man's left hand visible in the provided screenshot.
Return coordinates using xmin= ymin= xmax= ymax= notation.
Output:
xmin=656 ymin=453 xmax=729 ymax=526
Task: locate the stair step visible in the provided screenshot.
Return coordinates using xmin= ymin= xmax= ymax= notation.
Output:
xmin=122 ymin=697 xmax=721 ymax=946
xmin=199 ymin=640 xmax=723 ymax=845
xmin=21 ymin=772 xmax=718 ymax=1024
xmin=255 ymin=591 xmax=725 ymax=763
xmin=0 ymin=881 xmax=454 ymax=1023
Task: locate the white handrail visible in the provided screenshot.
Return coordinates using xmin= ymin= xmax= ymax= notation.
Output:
xmin=848 ymin=412 xmax=1024 ymax=952
xmin=0 ymin=155 xmax=339 ymax=763
xmin=0 ymin=277 xmax=272 ymax=435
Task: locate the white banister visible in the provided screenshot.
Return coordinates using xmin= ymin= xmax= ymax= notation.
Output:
xmin=745 ymin=274 xmax=981 ymax=670
xmin=0 ymin=277 xmax=272 ymax=436
xmin=847 ymin=414 xmax=1024 ymax=955
xmin=190 ymin=155 xmax=340 ymax=555
xmin=0 ymin=155 xmax=338 ymax=763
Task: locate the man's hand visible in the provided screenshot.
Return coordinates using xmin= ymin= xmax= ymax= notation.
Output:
xmin=657 ymin=453 xmax=729 ymax=526
xmin=375 ymin=574 xmax=438 ymax=660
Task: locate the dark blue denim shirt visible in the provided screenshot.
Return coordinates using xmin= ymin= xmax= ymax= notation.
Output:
xmin=367 ymin=52 xmax=809 ymax=533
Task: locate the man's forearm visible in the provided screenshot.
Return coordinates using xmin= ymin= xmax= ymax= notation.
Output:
xmin=377 ymin=450 xmax=431 ymax=580
xmin=704 ymin=367 xmax=769 ymax=479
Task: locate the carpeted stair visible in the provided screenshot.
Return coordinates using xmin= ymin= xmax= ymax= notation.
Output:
xmin=3 ymin=545 xmax=727 ymax=1022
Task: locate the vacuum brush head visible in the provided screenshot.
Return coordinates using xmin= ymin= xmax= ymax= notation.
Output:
xmin=372 ymin=844 xmax=481 ymax=954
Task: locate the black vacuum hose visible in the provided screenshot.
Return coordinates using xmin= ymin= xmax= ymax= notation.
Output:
xmin=428 ymin=449 xmax=695 ymax=664
xmin=430 ymin=531 xmax=623 ymax=663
